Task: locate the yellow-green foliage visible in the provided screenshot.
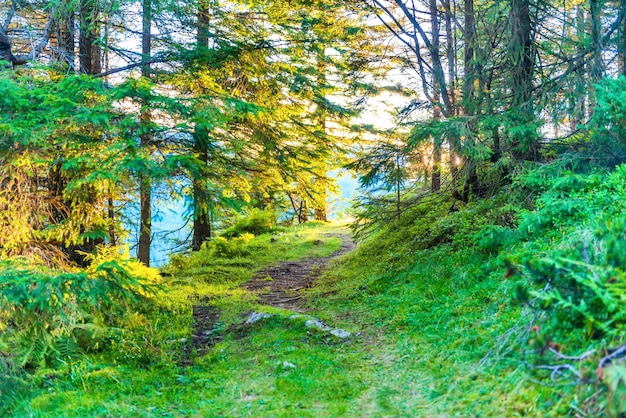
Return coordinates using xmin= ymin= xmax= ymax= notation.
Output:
xmin=0 ymin=247 xmax=161 ymax=373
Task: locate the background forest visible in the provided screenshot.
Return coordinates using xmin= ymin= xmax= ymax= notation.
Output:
xmin=2 ymin=0 xmax=626 ymax=415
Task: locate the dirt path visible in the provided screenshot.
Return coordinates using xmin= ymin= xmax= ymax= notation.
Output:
xmin=182 ymin=232 xmax=355 ymax=362
xmin=244 ymin=232 xmax=356 ymax=311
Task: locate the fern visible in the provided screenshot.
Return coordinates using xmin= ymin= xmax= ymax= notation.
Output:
xmin=0 ymin=247 xmax=161 ymax=375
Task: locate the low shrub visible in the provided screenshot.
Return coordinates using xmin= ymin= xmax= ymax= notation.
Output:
xmin=0 ymin=247 xmax=161 ymax=370
xmin=222 ymin=208 xmax=277 ymax=237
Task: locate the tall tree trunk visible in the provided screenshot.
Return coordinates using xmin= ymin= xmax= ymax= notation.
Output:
xmin=59 ymin=4 xmax=75 ymax=70
xmin=0 ymin=27 xmax=14 ymax=67
xmin=138 ymin=0 xmax=152 ymax=266
xmin=79 ymin=0 xmax=101 ymax=74
xmin=588 ymin=0 xmax=603 ymax=114
xmin=509 ymin=0 xmax=537 ymax=160
xmin=443 ymin=0 xmax=457 ymax=112
xmin=571 ymin=5 xmax=586 ymax=129
xmin=461 ymin=0 xmax=478 ymax=201
xmin=313 ymin=48 xmax=328 ymax=222
xmin=463 ymin=0 xmax=476 ymax=116
xmin=441 ymin=0 xmax=461 ymax=195
xmin=620 ymin=0 xmax=626 ymax=76
xmin=430 ymin=0 xmax=441 ymax=192
xmin=192 ymin=1 xmax=212 ymax=251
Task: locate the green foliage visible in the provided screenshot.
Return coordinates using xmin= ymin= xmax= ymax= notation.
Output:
xmin=7 ymin=225 xmax=344 ymax=416
xmin=0 ymin=248 xmax=160 ymax=371
xmin=589 ymin=76 xmax=626 ymax=166
xmin=222 ymin=209 xmax=277 ymax=238
xmin=512 ymin=167 xmax=626 ymax=334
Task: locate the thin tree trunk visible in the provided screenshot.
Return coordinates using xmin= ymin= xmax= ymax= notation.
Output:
xmin=108 ymin=192 xmax=116 ymax=246
xmin=313 ymin=48 xmax=328 ymax=222
xmin=571 ymin=5 xmax=586 ymax=129
xmin=463 ymin=0 xmax=476 ymax=116
xmin=509 ymin=0 xmax=537 ymax=160
xmin=192 ymin=1 xmax=212 ymax=251
xmin=462 ymin=0 xmax=478 ymax=201
xmin=138 ymin=0 xmax=152 ymax=266
xmin=396 ymin=151 xmax=401 ymax=220
xmin=588 ymin=0 xmax=602 ymax=114
xmin=430 ymin=0 xmax=442 ymax=192
xmin=442 ymin=0 xmax=462 ymax=197
xmin=621 ymin=0 xmax=626 ymax=76
xmin=443 ymin=0 xmax=456 ymax=112
xmin=59 ymin=4 xmax=75 ymax=70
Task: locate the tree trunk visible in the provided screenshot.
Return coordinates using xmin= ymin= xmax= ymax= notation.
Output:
xmin=299 ymin=200 xmax=309 ymax=224
xmin=108 ymin=192 xmax=116 ymax=246
xmin=192 ymin=1 xmax=212 ymax=251
xmin=588 ymin=0 xmax=603 ymax=114
xmin=79 ymin=0 xmax=101 ymax=74
xmin=430 ymin=0 xmax=441 ymax=192
xmin=509 ymin=0 xmax=537 ymax=160
xmin=463 ymin=0 xmax=476 ymax=116
xmin=59 ymin=5 xmax=75 ymax=70
xmin=138 ymin=0 xmax=152 ymax=266
xmin=571 ymin=5 xmax=586 ymax=129
xmin=192 ymin=130 xmax=212 ymax=251
xmin=621 ymin=0 xmax=626 ymax=76
xmin=442 ymin=0 xmax=457 ymax=112
xmin=0 ymin=19 xmax=15 ymax=66
xmin=462 ymin=0 xmax=478 ymax=200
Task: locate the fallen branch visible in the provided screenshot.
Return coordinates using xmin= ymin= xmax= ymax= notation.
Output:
xmin=549 ymin=348 xmax=596 ymax=362
xmin=537 ymin=364 xmax=581 ymax=381
xmin=275 ymin=296 xmax=302 ymax=303
xmin=599 ymin=343 xmax=626 ymax=369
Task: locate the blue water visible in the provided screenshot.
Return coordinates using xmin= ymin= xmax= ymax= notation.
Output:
xmin=128 ymin=171 xmax=359 ymax=266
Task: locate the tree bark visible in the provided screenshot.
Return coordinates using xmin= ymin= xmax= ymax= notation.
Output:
xmin=59 ymin=4 xmax=75 ymax=70
xmin=509 ymin=0 xmax=537 ymax=160
xmin=138 ymin=0 xmax=152 ymax=266
xmin=588 ymin=0 xmax=603 ymax=114
xmin=621 ymin=0 xmax=626 ymax=76
xmin=313 ymin=48 xmax=328 ymax=222
xmin=461 ymin=0 xmax=478 ymax=201
xmin=0 ymin=26 xmax=15 ymax=66
xmin=79 ymin=0 xmax=101 ymax=74
xmin=430 ymin=0 xmax=441 ymax=192
xmin=571 ymin=5 xmax=586 ymax=129
xmin=192 ymin=1 xmax=212 ymax=251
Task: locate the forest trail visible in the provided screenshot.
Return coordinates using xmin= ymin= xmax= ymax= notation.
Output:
xmin=244 ymin=232 xmax=356 ymax=311
xmin=187 ymin=231 xmax=356 ymax=358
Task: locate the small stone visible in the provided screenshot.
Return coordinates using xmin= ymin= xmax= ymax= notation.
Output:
xmin=246 ymin=312 xmax=272 ymax=324
xmin=282 ymin=361 xmax=297 ymax=369
xmin=305 ymin=318 xmax=331 ymax=332
xmin=330 ymin=329 xmax=351 ymax=339
xmin=179 ymin=338 xmax=188 ymax=343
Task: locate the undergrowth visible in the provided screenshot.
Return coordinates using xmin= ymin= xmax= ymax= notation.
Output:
xmin=6 ymin=163 xmax=626 ymax=416
xmin=5 ymin=224 xmax=342 ymax=416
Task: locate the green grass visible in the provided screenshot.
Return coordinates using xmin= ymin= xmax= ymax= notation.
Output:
xmin=7 ymin=194 xmax=612 ymax=417
xmin=8 ymin=224 xmax=352 ymax=417
xmin=8 ymin=220 xmax=524 ymax=417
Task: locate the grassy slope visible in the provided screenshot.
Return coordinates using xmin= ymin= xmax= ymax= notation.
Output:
xmin=11 ymin=207 xmax=573 ymax=416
